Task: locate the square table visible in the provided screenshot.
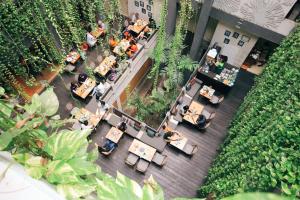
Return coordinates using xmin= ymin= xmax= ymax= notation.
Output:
xmin=74 ymin=108 xmax=103 ymax=127
xmin=199 ymin=85 xmax=215 ymax=100
xmin=74 ymin=78 xmax=96 ymax=99
xmin=128 ymin=19 xmax=149 ymax=34
xmin=66 ymin=51 xmax=81 ymax=64
xmin=94 ymin=55 xmax=116 ymax=76
xmin=170 ymin=137 xmax=188 ymax=150
xmin=183 ymin=101 xmax=204 ymax=125
xmin=128 ymin=139 xmax=156 ymax=162
xmin=91 ymin=28 xmax=104 ymax=38
xmin=106 ymin=127 xmax=124 ymax=143
xmin=113 ymin=39 xmax=130 ymax=56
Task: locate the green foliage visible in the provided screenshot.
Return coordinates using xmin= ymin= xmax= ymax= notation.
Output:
xmin=198 ymin=26 xmax=300 ymax=199
xmin=96 ymin=173 xmax=164 ymax=200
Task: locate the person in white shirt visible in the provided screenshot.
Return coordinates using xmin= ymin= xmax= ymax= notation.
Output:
xmin=97 ymin=20 xmax=106 ymax=30
xmin=92 ymin=82 xmax=105 ymax=97
xmin=86 ymin=32 xmax=97 ymax=47
xmin=97 ymin=100 xmax=110 ymax=112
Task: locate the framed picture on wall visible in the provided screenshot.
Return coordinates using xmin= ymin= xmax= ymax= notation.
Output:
xmin=224 ymin=30 xmax=231 ymax=37
xmin=232 ymin=32 xmax=239 ymax=38
xmin=142 ymin=8 xmax=146 ymax=14
xmin=147 ymin=5 xmax=151 ymax=11
xmin=140 ymin=1 xmax=144 ymax=7
xmin=148 ymin=0 xmax=153 ymax=5
xmin=224 ymin=38 xmax=230 ymax=44
xmin=134 ymin=0 xmax=139 ymax=7
xmin=148 ymin=12 xmax=152 ymax=18
xmin=241 ymin=35 xmax=250 ymax=42
xmin=238 ymin=40 xmax=245 ymax=47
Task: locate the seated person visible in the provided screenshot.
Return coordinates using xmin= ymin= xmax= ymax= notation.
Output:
xmin=70 ymin=82 xmax=79 ymax=95
xmin=123 ymin=31 xmax=133 ymax=41
xmin=97 ymin=20 xmax=106 ymax=30
xmin=109 ymin=36 xmax=118 ymax=48
xmin=86 ymin=28 xmax=97 ymax=47
xmin=97 ymin=100 xmax=110 ymax=112
xmin=117 ymin=121 xmax=127 ymax=131
xmin=130 ymin=13 xmax=139 ymax=25
xmin=92 ymin=82 xmax=105 ymax=97
xmin=213 ymin=56 xmax=225 ymax=74
xmin=107 ymin=68 xmax=117 ymax=81
xmin=196 ymin=114 xmax=207 ymax=129
xmin=179 ymin=105 xmax=190 ymax=116
xmin=80 ymin=120 xmax=93 ymax=130
xmin=126 ymin=41 xmax=138 ymax=57
xmin=148 ymin=17 xmax=156 ymax=29
xmin=137 ymin=26 xmax=150 ymax=41
xmin=162 ymin=125 xmax=183 ymax=142
xmin=123 ymin=17 xmax=130 ymax=31
xmin=78 ymin=73 xmax=88 ymax=84
xmin=97 ymin=139 xmax=117 ymax=153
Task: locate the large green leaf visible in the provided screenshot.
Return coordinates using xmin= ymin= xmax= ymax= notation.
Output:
xmin=96 ymin=178 xmax=140 ymax=200
xmin=0 ymin=87 xmax=5 ymax=96
xmin=39 ymin=87 xmax=59 ymax=116
xmin=67 ymin=158 xmax=97 ymax=176
xmin=45 ymin=160 xmax=80 ymax=184
xmin=142 ymin=175 xmax=164 ymax=200
xmin=44 ymin=129 xmax=91 ymax=160
xmin=24 ymin=94 xmax=42 ymax=115
xmin=57 ymin=183 xmax=96 ymax=200
xmin=116 ymin=172 xmax=143 ymax=198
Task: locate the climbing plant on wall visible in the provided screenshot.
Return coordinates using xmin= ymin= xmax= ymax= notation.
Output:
xmin=198 ymin=26 xmax=300 ymax=199
xmin=149 ymin=0 xmax=168 ymax=87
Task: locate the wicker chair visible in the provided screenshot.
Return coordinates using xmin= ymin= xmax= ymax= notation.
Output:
xmin=152 ymin=153 xmax=167 ymax=167
xmin=136 ymin=159 xmax=150 ymax=173
xmin=125 ymin=153 xmax=139 ymax=166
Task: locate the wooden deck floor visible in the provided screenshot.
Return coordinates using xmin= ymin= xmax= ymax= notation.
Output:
xmin=88 ymin=69 xmax=255 ymax=199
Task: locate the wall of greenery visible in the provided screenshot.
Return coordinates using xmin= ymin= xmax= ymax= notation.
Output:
xmin=198 ymin=26 xmax=300 ymax=199
xmin=0 ymin=0 xmax=116 ymax=91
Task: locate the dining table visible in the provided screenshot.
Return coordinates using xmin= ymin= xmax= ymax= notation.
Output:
xmin=91 ymin=28 xmax=104 ymax=38
xmin=105 ymin=127 xmax=124 ymax=143
xmin=66 ymin=51 xmax=81 ymax=64
xmin=94 ymin=55 xmax=116 ymax=76
xmin=128 ymin=19 xmax=149 ymax=35
xmin=183 ymin=101 xmax=204 ymax=125
xmin=113 ymin=39 xmax=130 ymax=56
xmin=128 ymin=139 xmax=156 ymax=162
xmin=74 ymin=108 xmax=104 ymax=127
xmin=74 ymin=78 xmax=96 ymax=99
xmin=199 ymin=85 xmax=215 ymax=100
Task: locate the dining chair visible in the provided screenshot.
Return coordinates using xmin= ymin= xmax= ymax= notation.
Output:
xmin=183 ymin=144 xmax=198 ymax=155
xmin=202 ymin=109 xmax=216 ymax=121
xmin=125 ymin=153 xmax=139 ymax=166
xmin=152 ymin=153 xmax=167 ymax=167
xmin=199 ymin=121 xmax=211 ymax=130
xmin=101 ymin=148 xmax=114 ymax=156
xmin=136 ymin=159 xmax=150 ymax=173
xmin=218 ymin=95 xmax=224 ymax=103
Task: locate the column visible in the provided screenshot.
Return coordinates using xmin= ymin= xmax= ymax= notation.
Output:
xmin=166 ymin=0 xmax=178 ymax=36
xmin=190 ymin=0 xmax=214 ymax=60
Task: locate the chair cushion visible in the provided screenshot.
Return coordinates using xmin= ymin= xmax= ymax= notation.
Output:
xmin=146 ymin=129 xmax=156 ymax=138
xmin=152 ymin=153 xmax=165 ymax=165
xmin=136 ymin=159 xmax=149 ymax=172
xmin=126 ymin=153 xmax=139 ymax=165
xmin=183 ymin=144 xmax=193 ymax=155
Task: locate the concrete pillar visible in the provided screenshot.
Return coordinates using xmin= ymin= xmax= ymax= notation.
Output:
xmin=166 ymin=0 xmax=178 ymax=36
xmin=190 ymin=0 xmax=214 ymax=60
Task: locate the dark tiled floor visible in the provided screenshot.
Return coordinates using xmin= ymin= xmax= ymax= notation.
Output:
xmin=86 ymin=70 xmax=255 ymax=199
